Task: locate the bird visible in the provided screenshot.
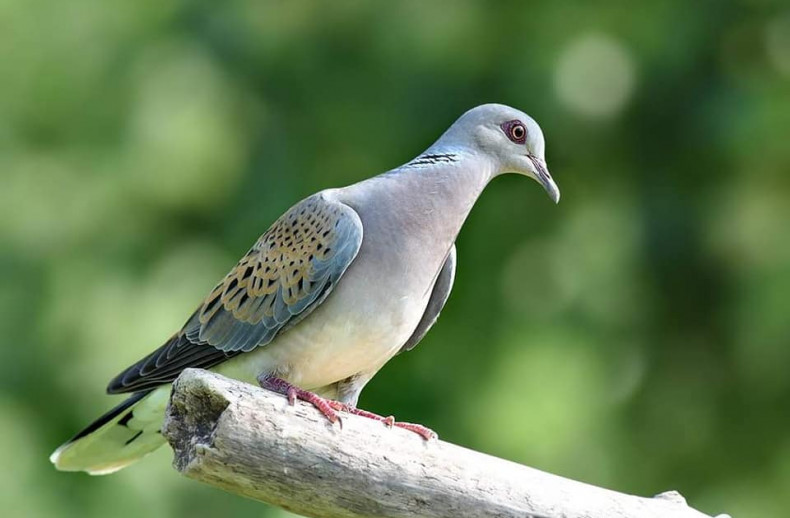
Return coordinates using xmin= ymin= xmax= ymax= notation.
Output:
xmin=50 ymin=103 xmax=560 ymax=475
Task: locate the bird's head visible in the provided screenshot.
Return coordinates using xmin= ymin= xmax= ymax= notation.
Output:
xmin=441 ymin=103 xmax=560 ymax=204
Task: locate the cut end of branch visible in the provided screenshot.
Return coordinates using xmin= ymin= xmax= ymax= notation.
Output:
xmin=163 ymin=368 xmax=231 ymax=472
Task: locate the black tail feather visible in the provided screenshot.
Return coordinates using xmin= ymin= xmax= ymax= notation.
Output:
xmin=67 ymin=391 xmax=151 ymax=444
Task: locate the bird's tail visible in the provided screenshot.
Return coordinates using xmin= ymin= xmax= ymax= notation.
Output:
xmin=50 ymin=387 xmax=170 ymax=475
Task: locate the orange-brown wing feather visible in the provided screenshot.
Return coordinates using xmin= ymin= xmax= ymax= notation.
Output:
xmin=106 ymin=193 xmax=363 ymax=394
xmin=196 ymin=193 xmax=363 ymax=351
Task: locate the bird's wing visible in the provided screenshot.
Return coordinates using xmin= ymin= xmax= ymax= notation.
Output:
xmin=107 ymin=192 xmax=364 ymax=394
xmin=398 ymin=244 xmax=456 ymax=353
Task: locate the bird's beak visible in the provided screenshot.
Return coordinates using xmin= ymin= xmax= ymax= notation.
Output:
xmin=528 ymin=155 xmax=560 ymax=204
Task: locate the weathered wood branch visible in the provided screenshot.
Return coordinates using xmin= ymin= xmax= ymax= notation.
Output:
xmin=162 ymin=369 xmax=728 ymax=518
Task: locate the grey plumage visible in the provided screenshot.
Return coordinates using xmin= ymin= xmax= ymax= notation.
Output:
xmin=51 ymin=103 xmax=559 ymax=474
xmin=400 ymin=245 xmax=456 ymax=353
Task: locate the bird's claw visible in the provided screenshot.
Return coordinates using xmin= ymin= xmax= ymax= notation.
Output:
xmin=261 ymin=375 xmax=341 ymax=428
xmin=260 ymin=375 xmax=434 ymax=439
xmin=391 ymin=422 xmax=437 ymax=440
xmin=330 ymin=404 xmax=436 ymax=440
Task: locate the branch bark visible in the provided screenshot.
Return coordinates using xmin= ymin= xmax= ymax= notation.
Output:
xmin=162 ymin=369 xmax=727 ymax=518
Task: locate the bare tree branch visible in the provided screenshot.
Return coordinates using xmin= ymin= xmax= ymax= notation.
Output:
xmin=162 ymin=369 xmax=728 ymax=518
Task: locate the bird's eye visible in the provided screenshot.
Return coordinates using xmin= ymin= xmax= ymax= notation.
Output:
xmin=501 ymin=120 xmax=527 ymax=144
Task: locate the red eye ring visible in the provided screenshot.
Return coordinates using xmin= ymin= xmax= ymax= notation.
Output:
xmin=501 ymin=120 xmax=527 ymax=144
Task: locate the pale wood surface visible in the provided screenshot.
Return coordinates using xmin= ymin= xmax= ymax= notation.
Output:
xmin=162 ymin=369 xmax=726 ymax=518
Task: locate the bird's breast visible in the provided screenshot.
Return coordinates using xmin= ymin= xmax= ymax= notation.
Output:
xmin=215 ymin=253 xmax=433 ymax=391
xmin=216 ymin=188 xmax=455 ymax=390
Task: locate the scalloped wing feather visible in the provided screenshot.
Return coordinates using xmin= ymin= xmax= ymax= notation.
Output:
xmin=106 ymin=193 xmax=363 ymax=394
xmin=197 ymin=193 xmax=363 ymax=352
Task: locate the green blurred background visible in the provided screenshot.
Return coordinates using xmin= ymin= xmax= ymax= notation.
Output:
xmin=1 ymin=1 xmax=788 ymax=517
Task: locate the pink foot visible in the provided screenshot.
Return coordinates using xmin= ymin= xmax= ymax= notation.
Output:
xmin=258 ymin=375 xmax=341 ymax=427
xmin=327 ymin=401 xmax=437 ymax=440
xmin=258 ymin=375 xmax=437 ymax=440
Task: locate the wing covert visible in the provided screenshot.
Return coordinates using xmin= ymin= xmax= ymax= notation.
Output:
xmin=107 ymin=193 xmax=363 ymax=394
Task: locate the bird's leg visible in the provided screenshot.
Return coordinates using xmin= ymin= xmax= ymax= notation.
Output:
xmin=257 ymin=374 xmax=435 ymax=439
xmin=325 ymin=401 xmax=437 ymax=440
xmin=257 ymin=374 xmax=341 ymax=426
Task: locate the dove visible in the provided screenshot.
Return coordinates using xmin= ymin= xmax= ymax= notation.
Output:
xmin=50 ymin=103 xmax=559 ymax=475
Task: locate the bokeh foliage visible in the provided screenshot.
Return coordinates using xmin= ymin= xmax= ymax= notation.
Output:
xmin=1 ymin=1 xmax=788 ymax=517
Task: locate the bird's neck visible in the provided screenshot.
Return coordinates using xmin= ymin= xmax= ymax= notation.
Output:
xmin=341 ymin=150 xmax=495 ymax=254
xmin=394 ymin=149 xmax=493 ymax=235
